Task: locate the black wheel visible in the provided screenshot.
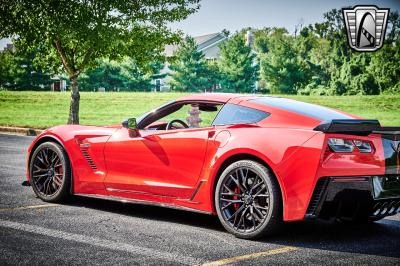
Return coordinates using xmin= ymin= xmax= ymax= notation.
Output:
xmin=29 ymin=142 xmax=71 ymax=202
xmin=215 ymin=160 xmax=281 ymax=239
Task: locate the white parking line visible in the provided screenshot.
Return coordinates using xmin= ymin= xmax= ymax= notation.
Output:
xmin=0 ymin=204 xmax=59 ymax=212
xmin=0 ymin=219 xmax=202 ymax=265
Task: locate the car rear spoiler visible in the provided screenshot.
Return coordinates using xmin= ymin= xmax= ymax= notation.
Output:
xmin=313 ymin=119 xmax=400 ymax=136
xmin=373 ymin=127 xmax=400 ymax=140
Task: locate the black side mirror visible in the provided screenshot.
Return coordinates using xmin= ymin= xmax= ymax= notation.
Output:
xmin=122 ymin=118 xmax=137 ymax=130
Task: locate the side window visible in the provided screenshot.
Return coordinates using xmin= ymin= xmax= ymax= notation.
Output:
xmin=142 ymin=102 xmax=223 ymax=130
xmin=160 ymin=103 xmax=222 ymax=128
xmin=212 ymin=104 xmax=269 ymax=126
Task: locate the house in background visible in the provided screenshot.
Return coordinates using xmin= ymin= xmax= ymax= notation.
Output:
xmin=50 ymin=76 xmax=67 ymax=91
xmin=153 ymin=32 xmax=228 ymax=92
xmin=3 ymin=43 xmax=15 ymax=52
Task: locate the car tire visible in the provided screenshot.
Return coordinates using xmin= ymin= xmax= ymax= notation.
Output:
xmin=29 ymin=141 xmax=71 ymax=203
xmin=215 ymin=160 xmax=282 ymax=239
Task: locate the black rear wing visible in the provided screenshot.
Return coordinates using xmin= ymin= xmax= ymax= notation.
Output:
xmin=314 ymin=119 xmax=400 ymax=136
xmin=373 ymin=127 xmax=400 ymax=135
xmin=373 ymin=127 xmax=400 ymax=140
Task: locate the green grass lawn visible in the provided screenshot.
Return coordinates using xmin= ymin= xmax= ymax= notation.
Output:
xmin=0 ymin=91 xmax=399 ymax=129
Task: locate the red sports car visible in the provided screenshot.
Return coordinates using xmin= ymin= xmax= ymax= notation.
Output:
xmin=25 ymin=93 xmax=400 ymax=239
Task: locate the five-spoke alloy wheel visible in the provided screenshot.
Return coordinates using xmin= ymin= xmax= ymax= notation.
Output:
xmin=29 ymin=142 xmax=71 ymax=202
xmin=215 ymin=160 xmax=281 ymax=239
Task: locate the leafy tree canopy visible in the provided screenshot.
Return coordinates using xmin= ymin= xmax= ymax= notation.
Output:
xmin=79 ymin=58 xmax=163 ymax=92
xmin=0 ymin=0 xmax=199 ymax=123
xmin=0 ymin=49 xmax=52 ymax=90
xmin=254 ymin=8 xmax=400 ymax=95
xmin=218 ymin=33 xmax=259 ymax=93
xmin=169 ymin=36 xmax=215 ymax=92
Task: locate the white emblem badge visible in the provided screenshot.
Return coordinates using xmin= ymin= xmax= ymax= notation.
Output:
xmin=342 ymin=5 xmax=389 ymax=52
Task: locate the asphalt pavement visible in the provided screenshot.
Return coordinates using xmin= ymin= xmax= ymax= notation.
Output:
xmin=0 ymin=133 xmax=399 ymax=265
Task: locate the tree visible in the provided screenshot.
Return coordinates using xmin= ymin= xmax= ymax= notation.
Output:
xmin=257 ymin=28 xmax=308 ymax=94
xmin=367 ymin=11 xmax=400 ymax=94
xmin=219 ymin=33 xmax=259 ymax=93
xmin=78 ymin=59 xmax=125 ymax=91
xmin=0 ymin=50 xmax=52 ymax=90
xmin=0 ymin=50 xmax=17 ymax=88
xmin=204 ymin=60 xmax=222 ymax=92
xmin=13 ymin=52 xmax=53 ymax=90
xmin=0 ymin=0 xmax=199 ymax=124
xmin=169 ymin=36 xmax=214 ymax=92
xmin=123 ymin=59 xmax=164 ymax=91
xmin=79 ymin=58 xmax=164 ymax=92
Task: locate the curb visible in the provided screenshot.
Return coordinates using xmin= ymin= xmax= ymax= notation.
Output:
xmin=0 ymin=126 xmax=44 ymax=136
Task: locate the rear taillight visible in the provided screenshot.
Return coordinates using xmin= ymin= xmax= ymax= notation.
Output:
xmin=328 ymin=138 xmax=354 ymax=152
xmin=353 ymin=140 xmax=373 ymax=153
xmin=327 ymin=138 xmax=373 ymax=153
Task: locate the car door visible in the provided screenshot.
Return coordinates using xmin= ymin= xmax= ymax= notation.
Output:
xmin=103 ymin=126 xmax=210 ymax=199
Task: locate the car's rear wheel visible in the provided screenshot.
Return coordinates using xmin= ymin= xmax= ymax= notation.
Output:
xmin=29 ymin=142 xmax=71 ymax=202
xmin=215 ymin=160 xmax=281 ymax=239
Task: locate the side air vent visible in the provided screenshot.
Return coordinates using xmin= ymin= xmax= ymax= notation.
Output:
xmin=306 ymin=177 xmax=329 ymax=217
xmin=80 ymin=147 xmax=97 ymax=170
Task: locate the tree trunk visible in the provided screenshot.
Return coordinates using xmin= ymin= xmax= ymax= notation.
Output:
xmin=68 ymin=76 xmax=80 ymax=124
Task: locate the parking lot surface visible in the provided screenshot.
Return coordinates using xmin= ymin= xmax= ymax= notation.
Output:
xmin=0 ymin=133 xmax=399 ymax=265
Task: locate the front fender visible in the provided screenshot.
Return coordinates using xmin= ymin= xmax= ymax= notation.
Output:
xmin=26 ymin=125 xmax=118 ymax=195
xmin=26 ymin=130 xmax=69 ymax=182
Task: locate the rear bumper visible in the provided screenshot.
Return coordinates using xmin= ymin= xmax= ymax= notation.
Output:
xmin=306 ymin=176 xmax=400 ymax=221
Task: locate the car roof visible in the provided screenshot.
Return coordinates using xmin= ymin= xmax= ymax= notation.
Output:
xmin=176 ymin=93 xmax=357 ymax=125
xmin=247 ymin=96 xmax=356 ymax=121
xmin=176 ymin=93 xmax=248 ymax=103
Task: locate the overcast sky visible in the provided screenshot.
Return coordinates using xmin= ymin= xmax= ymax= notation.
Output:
xmin=1 ymin=0 xmax=399 ymax=48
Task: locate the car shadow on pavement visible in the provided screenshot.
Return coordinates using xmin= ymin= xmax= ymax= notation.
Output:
xmin=66 ymin=196 xmax=224 ymax=231
xmin=66 ymin=196 xmax=400 ymax=258
xmin=265 ymin=218 xmax=400 ymax=258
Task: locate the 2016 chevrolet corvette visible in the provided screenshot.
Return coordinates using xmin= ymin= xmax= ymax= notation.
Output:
xmin=25 ymin=93 xmax=400 ymax=239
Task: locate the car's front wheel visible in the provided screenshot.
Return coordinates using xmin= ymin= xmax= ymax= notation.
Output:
xmin=29 ymin=141 xmax=71 ymax=202
xmin=215 ymin=160 xmax=282 ymax=239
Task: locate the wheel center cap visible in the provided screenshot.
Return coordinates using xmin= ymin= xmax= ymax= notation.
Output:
xmin=244 ymin=195 xmax=253 ymax=205
xmin=48 ymin=169 xmax=54 ymax=176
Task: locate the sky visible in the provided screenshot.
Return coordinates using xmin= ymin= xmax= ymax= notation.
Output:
xmin=1 ymin=0 xmax=399 ymax=48
xmin=168 ymin=0 xmax=400 ymax=36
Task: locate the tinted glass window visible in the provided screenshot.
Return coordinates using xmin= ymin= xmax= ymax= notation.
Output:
xmin=152 ymin=103 xmax=222 ymax=129
xmin=212 ymin=104 xmax=269 ymax=126
xmin=250 ymin=97 xmax=352 ymax=121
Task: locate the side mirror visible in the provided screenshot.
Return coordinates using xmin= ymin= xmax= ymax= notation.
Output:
xmin=122 ymin=117 xmax=137 ymax=130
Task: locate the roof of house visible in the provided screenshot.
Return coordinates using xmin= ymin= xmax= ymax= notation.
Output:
xmin=193 ymin=33 xmax=220 ymax=45
xmin=164 ymin=32 xmax=226 ymax=57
